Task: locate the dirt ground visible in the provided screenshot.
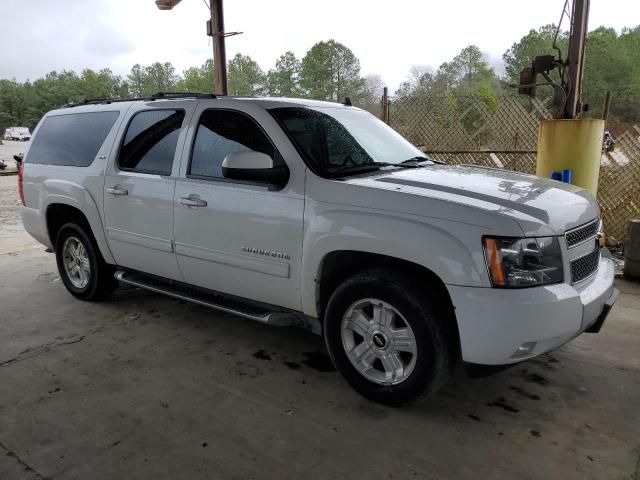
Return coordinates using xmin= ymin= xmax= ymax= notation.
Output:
xmin=0 ymin=160 xmax=639 ymax=480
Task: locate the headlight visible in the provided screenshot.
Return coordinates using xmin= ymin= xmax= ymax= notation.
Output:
xmin=483 ymin=236 xmax=564 ymax=288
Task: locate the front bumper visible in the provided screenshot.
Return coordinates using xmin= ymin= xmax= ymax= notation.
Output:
xmin=448 ymin=256 xmax=617 ymax=365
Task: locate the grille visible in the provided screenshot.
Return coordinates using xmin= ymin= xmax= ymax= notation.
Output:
xmin=570 ymin=249 xmax=600 ymax=283
xmin=565 ymin=219 xmax=599 ymax=248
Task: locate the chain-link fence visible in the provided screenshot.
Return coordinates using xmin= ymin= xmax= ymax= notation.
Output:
xmin=387 ymin=94 xmax=640 ymax=242
xmin=598 ymin=127 xmax=640 ymax=242
xmin=390 ymin=95 xmax=551 ymax=152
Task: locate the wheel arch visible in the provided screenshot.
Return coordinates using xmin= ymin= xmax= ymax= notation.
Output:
xmin=315 ymin=250 xmax=461 ymax=358
xmin=45 ymin=199 xmax=115 ymax=264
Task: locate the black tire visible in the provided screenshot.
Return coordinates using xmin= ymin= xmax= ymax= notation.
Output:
xmin=55 ymin=222 xmax=118 ymax=301
xmin=324 ymin=269 xmax=454 ymax=406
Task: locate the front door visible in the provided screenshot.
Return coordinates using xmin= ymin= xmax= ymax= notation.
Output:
xmin=103 ymin=103 xmax=193 ymax=280
xmin=173 ymin=104 xmax=304 ymax=311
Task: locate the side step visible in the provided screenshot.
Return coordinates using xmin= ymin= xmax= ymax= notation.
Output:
xmin=114 ymin=270 xmax=301 ymax=327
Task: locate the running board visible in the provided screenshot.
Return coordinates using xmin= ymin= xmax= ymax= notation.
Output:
xmin=114 ymin=270 xmax=301 ymax=327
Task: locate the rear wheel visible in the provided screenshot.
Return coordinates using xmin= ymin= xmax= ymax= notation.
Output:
xmin=324 ymin=269 xmax=454 ymax=406
xmin=55 ymin=223 xmax=118 ymax=301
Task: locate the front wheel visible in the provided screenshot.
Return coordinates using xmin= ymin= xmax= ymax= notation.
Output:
xmin=324 ymin=270 xmax=454 ymax=406
xmin=55 ymin=223 xmax=118 ymax=301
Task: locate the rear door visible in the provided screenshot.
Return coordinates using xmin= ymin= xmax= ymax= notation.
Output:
xmin=103 ymin=101 xmax=195 ymax=280
xmin=173 ymin=102 xmax=305 ymax=310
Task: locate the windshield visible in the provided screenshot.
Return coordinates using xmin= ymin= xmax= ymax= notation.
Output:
xmin=270 ymin=106 xmax=429 ymax=177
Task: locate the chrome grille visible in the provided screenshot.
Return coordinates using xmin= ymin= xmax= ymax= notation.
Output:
xmin=570 ymin=249 xmax=600 ymax=283
xmin=565 ymin=219 xmax=599 ymax=248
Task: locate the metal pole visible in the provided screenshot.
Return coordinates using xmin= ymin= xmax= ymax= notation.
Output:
xmin=565 ymin=0 xmax=589 ymax=118
xmin=602 ymin=90 xmax=611 ymax=122
xmin=210 ymin=0 xmax=227 ymax=95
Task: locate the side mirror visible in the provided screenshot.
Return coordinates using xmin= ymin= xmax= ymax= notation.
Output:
xmin=221 ymin=151 xmax=288 ymax=186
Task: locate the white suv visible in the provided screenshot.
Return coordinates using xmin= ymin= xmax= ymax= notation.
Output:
xmin=20 ymin=93 xmax=617 ymax=405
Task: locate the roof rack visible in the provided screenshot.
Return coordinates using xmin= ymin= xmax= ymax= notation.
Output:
xmin=146 ymin=92 xmax=217 ymax=100
xmin=63 ymin=92 xmax=217 ymax=108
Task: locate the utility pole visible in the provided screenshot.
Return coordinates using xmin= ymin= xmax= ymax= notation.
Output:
xmin=156 ymin=0 xmax=232 ymax=95
xmin=565 ymin=0 xmax=590 ymax=118
xmin=208 ymin=0 xmax=228 ymax=95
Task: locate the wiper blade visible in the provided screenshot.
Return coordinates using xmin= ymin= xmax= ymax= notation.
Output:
xmin=332 ymin=160 xmax=430 ymax=178
xmin=330 ymin=162 xmax=403 ymax=177
xmin=401 ymin=156 xmax=446 ymax=165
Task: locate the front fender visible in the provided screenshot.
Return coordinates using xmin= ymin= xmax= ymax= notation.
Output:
xmin=301 ymin=207 xmax=489 ymax=317
xmin=41 ymin=179 xmax=115 ymax=264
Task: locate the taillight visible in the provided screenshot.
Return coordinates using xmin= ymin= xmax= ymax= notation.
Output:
xmin=18 ymin=163 xmax=25 ymax=205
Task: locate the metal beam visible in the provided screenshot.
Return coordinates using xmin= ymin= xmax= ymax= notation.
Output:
xmin=565 ymin=0 xmax=590 ymax=118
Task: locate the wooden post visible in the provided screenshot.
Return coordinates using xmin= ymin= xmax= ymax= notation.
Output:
xmin=602 ymin=90 xmax=611 ymax=122
xmin=382 ymin=87 xmax=389 ymax=124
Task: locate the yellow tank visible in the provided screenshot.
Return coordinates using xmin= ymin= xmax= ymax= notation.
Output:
xmin=536 ymin=119 xmax=605 ymax=195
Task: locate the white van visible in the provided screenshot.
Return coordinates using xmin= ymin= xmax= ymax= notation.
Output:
xmin=4 ymin=127 xmax=31 ymax=141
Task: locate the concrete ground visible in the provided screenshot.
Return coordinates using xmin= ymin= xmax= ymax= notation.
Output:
xmin=0 ymin=174 xmax=639 ymax=480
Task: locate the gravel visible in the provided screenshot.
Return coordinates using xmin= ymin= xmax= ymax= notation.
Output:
xmin=0 ymin=175 xmax=22 ymax=226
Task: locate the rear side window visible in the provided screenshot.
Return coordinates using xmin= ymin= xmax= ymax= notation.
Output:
xmin=118 ymin=109 xmax=185 ymax=175
xmin=189 ymin=109 xmax=275 ymax=179
xmin=26 ymin=111 xmax=119 ymax=166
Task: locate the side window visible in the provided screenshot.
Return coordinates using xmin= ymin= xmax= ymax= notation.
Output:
xmin=118 ymin=109 xmax=185 ymax=175
xmin=189 ymin=109 xmax=275 ymax=179
xmin=26 ymin=111 xmax=119 ymax=167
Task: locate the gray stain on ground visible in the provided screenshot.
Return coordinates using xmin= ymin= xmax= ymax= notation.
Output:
xmin=253 ymin=349 xmax=271 ymax=361
xmin=509 ymin=385 xmax=541 ymax=400
xmin=520 ymin=370 xmax=550 ymax=386
xmin=301 ymin=351 xmax=336 ymax=372
xmin=487 ymin=397 xmax=520 ymax=413
xmin=284 ymin=361 xmax=301 ymax=370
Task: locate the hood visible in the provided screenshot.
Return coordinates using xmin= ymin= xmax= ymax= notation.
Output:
xmin=343 ymin=164 xmax=599 ymax=236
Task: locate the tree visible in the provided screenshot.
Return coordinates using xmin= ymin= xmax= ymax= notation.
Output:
xmin=0 ymin=79 xmax=28 ymax=131
xmin=125 ymin=62 xmax=178 ymax=97
xmin=395 ymin=46 xmax=501 ymax=101
xmin=143 ymin=62 xmax=179 ymax=95
xmin=266 ymin=51 xmax=301 ymax=97
xmin=127 ymin=64 xmax=146 ymax=97
xmin=582 ymin=26 xmax=639 ymax=121
xmin=395 ymin=65 xmax=434 ymax=98
xmin=441 ymin=45 xmax=501 ymax=94
xmin=177 ymin=59 xmax=215 ymax=93
xmin=78 ymin=68 xmax=124 ymax=99
xmin=227 ymin=54 xmax=265 ymax=96
xmin=358 ymin=74 xmax=384 ymax=114
xmin=299 ymin=40 xmax=365 ymax=101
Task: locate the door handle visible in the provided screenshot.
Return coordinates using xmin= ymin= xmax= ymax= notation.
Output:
xmin=107 ymin=187 xmax=128 ymax=196
xmin=179 ymin=196 xmax=207 ymax=207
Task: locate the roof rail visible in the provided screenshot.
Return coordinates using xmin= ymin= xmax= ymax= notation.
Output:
xmin=62 ymin=97 xmax=144 ymax=108
xmin=146 ymin=91 xmax=217 ymax=100
xmin=62 ymin=92 xmax=217 ymax=108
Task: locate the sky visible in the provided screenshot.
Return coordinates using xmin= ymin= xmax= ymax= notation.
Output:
xmin=0 ymin=0 xmax=638 ymax=91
